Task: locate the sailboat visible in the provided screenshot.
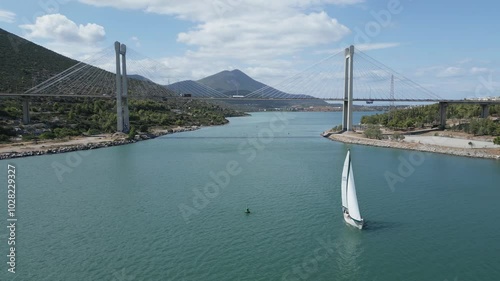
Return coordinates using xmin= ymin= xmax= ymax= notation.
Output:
xmin=341 ymin=150 xmax=364 ymax=229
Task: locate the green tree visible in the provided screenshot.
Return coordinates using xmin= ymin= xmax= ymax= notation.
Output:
xmin=364 ymin=125 xmax=383 ymax=140
xmin=392 ymin=132 xmax=405 ymax=141
xmin=128 ymin=126 xmax=137 ymax=140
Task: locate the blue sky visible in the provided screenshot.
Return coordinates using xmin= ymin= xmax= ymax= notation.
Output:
xmin=0 ymin=0 xmax=499 ymax=99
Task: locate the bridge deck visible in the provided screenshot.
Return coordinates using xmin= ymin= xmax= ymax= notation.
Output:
xmin=1 ymin=93 xmax=499 ymax=104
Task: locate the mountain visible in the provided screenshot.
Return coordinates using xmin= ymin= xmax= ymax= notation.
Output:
xmin=127 ymin=74 xmax=152 ymax=82
xmin=165 ymin=80 xmax=224 ymax=97
xmin=197 ymin=69 xmax=267 ymax=94
xmin=0 ymin=28 xmax=78 ymax=93
xmin=0 ymin=28 xmax=176 ymax=97
xmin=193 ymin=69 xmax=316 ymax=99
xmin=166 ymin=71 xmax=307 ymax=99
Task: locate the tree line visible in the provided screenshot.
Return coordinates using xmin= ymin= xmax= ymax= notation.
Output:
xmin=361 ymin=104 xmax=500 ymax=136
xmin=0 ymin=97 xmax=245 ymax=142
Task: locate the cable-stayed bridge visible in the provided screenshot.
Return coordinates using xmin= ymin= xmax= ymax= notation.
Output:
xmin=1 ymin=43 xmax=498 ymax=132
xmin=0 ymin=43 xmax=457 ymax=101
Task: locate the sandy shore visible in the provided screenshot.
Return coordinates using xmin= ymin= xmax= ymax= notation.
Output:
xmin=0 ymin=126 xmax=200 ymax=160
xmin=325 ymin=131 xmax=500 ymax=160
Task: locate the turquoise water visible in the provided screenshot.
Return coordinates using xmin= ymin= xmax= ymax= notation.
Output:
xmin=1 ymin=112 xmax=499 ymax=280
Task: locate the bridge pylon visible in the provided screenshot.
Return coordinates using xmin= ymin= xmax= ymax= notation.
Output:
xmin=342 ymin=45 xmax=354 ymax=131
xmin=114 ymin=41 xmax=130 ymax=133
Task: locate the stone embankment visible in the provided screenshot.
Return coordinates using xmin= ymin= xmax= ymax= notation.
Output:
xmin=0 ymin=126 xmax=200 ymax=160
xmin=324 ymin=132 xmax=500 ymax=160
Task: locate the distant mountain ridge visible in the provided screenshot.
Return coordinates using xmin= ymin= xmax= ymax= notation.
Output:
xmin=166 ymin=69 xmax=316 ymax=100
xmin=196 ymin=69 xmax=267 ymax=94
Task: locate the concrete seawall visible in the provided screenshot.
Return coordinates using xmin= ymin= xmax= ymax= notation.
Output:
xmin=0 ymin=126 xmax=200 ymax=160
xmin=324 ymin=132 xmax=500 ymax=160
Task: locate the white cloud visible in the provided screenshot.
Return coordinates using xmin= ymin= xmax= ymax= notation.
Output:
xmin=177 ymin=11 xmax=350 ymax=61
xmin=17 ymin=14 xmax=106 ymax=60
xmin=416 ymin=65 xmax=469 ymax=78
xmin=413 ymin=61 xmax=500 ymax=99
xmin=78 ymin=0 xmax=360 ymax=82
xmin=130 ymin=36 xmax=141 ymax=47
xmin=415 ymin=66 xmax=440 ymax=77
xmin=470 ymin=67 xmax=490 ymax=75
xmin=436 ymin=67 xmax=466 ymax=78
xmin=316 ymin=42 xmax=401 ymax=54
xmin=20 ymin=14 xmax=105 ymax=43
xmin=79 ymin=0 xmax=363 ymax=22
xmin=0 ymin=9 xmax=16 ymax=23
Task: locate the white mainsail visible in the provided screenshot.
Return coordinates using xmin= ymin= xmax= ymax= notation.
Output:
xmin=341 ymin=150 xmax=350 ymax=208
xmin=346 ymin=162 xmax=362 ymax=221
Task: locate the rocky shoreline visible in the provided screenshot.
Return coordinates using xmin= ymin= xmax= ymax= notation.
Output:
xmin=324 ymin=132 xmax=500 ymax=160
xmin=0 ymin=126 xmax=200 ymax=160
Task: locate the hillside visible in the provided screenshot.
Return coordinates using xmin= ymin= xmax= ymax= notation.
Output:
xmin=165 ymin=80 xmax=223 ymax=96
xmin=0 ymin=28 xmax=246 ymax=143
xmin=197 ymin=69 xmax=266 ymax=93
xmin=0 ymin=28 xmax=78 ymax=93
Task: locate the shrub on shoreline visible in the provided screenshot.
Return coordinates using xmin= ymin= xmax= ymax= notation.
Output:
xmin=363 ymin=125 xmax=383 ymax=140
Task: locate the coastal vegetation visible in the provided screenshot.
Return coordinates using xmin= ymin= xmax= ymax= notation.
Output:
xmin=361 ymin=104 xmax=500 ymax=136
xmin=0 ymin=97 xmax=245 ymax=142
xmin=363 ymin=125 xmax=383 ymax=140
xmin=0 ymin=28 xmax=247 ymax=144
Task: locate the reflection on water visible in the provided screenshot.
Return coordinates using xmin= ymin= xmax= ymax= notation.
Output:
xmin=362 ymin=220 xmax=403 ymax=232
xmin=335 ymin=227 xmax=363 ymax=281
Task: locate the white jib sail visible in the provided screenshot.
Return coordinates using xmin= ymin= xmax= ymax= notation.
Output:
xmin=341 ymin=151 xmax=350 ymax=208
xmin=346 ymin=162 xmax=362 ymax=221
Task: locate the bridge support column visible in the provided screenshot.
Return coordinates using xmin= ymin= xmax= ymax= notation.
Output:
xmin=480 ymin=104 xmax=489 ymax=118
xmin=439 ymin=102 xmax=447 ymax=129
xmin=115 ymin=42 xmax=124 ymax=132
xmin=22 ymin=97 xmax=30 ymax=124
xmin=342 ymin=45 xmax=354 ymax=131
xmin=120 ymin=44 xmax=130 ymax=133
xmin=115 ymin=41 xmax=130 ymax=133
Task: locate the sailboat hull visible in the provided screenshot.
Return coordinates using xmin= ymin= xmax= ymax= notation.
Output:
xmin=343 ymin=213 xmax=363 ymax=230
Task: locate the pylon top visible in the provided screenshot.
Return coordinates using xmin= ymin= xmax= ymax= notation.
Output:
xmin=120 ymin=44 xmax=127 ymax=55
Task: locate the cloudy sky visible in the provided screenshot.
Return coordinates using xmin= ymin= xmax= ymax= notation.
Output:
xmin=1 ymin=0 xmax=499 ymax=99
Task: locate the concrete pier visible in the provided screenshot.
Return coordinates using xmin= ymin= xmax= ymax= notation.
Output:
xmin=480 ymin=104 xmax=489 ymax=118
xmin=439 ymin=102 xmax=448 ymax=129
xmin=22 ymin=97 xmax=30 ymax=124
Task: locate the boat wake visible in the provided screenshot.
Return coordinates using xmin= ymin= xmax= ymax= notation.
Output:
xmin=360 ymin=220 xmax=402 ymax=231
